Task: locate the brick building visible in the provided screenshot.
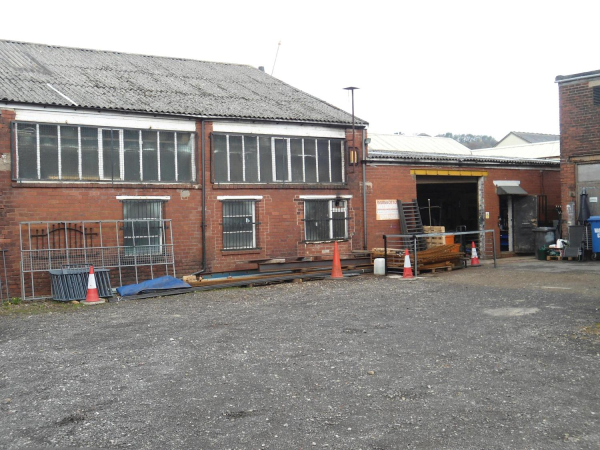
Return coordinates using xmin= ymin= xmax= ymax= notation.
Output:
xmin=364 ymin=134 xmax=560 ymax=254
xmin=0 ymin=39 xmax=563 ymax=300
xmin=0 ymin=40 xmax=367 ymax=298
xmin=556 ymin=69 xmax=600 ymax=227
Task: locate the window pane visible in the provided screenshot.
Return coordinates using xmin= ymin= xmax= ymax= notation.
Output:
xmin=244 ymin=136 xmax=258 ymax=182
xmin=16 ymin=124 xmax=38 ymax=179
xmin=160 ymin=132 xmax=176 ymax=182
xmin=290 ymin=139 xmax=303 ymax=182
xmin=177 ymin=133 xmax=193 ymax=182
xmin=39 ymin=124 xmax=59 ymax=180
xmin=142 ymin=130 xmax=158 ymax=181
xmin=223 ymin=201 xmax=255 ymax=249
xmin=332 ymin=200 xmax=347 ymax=239
xmin=60 ymin=126 xmax=79 ymax=180
xmin=213 ymin=134 xmax=228 ymax=182
xmin=229 ymin=135 xmax=243 ymax=182
xmin=317 ymin=139 xmax=330 ymax=183
xmin=123 ymin=130 xmax=141 ymax=182
xmin=259 ymin=137 xmax=272 ymax=182
xmin=102 ymin=129 xmax=120 ymax=180
xmin=274 ymin=138 xmax=288 ymax=181
xmin=80 ymin=127 xmax=99 ymax=180
xmin=123 ymin=201 xmax=162 ymax=255
xmin=304 ymin=139 xmax=317 ymax=183
xmin=330 ymin=140 xmax=343 ymax=183
xmin=305 ymin=201 xmax=329 ymax=241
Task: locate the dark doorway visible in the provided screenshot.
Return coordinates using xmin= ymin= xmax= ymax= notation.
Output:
xmin=416 ymin=180 xmax=478 ymax=231
xmin=513 ymin=195 xmax=538 ymax=253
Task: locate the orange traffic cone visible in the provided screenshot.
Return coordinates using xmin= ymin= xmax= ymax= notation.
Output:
xmin=470 ymin=242 xmax=481 ymax=267
xmin=82 ymin=265 xmax=104 ymax=304
xmin=402 ymin=249 xmax=414 ymax=279
xmin=331 ymin=241 xmax=343 ymax=279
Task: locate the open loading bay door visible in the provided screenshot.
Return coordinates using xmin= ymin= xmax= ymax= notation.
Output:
xmin=416 ymin=176 xmax=479 ymax=231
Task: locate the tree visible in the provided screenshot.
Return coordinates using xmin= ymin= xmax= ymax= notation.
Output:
xmin=436 ymin=133 xmax=497 ymax=150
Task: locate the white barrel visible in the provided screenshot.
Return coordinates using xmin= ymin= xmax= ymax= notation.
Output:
xmin=374 ymin=258 xmax=386 ymax=275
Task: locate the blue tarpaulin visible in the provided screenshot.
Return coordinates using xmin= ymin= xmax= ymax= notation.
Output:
xmin=116 ymin=276 xmax=191 ymax=297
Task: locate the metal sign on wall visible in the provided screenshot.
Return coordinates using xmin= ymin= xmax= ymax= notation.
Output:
xmin=376 ymin=200 xmax=399 ymax=220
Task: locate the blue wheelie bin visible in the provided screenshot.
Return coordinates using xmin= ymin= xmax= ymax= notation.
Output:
xmin=588 ymin=216 xmax=600 ymax=260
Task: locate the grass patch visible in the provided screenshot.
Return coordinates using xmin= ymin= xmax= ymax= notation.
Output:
xmin=581 ymin=323 xmax=600 ymax=337
xmin=0 ymin=299 xmax=86 ymax=316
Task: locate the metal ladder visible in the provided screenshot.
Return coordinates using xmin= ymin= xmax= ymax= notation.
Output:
xmin=397 ymin=200 xmax=428 ymax=251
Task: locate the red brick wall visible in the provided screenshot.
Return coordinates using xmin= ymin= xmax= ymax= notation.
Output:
xmin=558 ymin=78 xmax=600 ymax=233
xmin=0 ymin=111 xmax=366 ymax=296
xmin=202 ymin=123 xmax=366 ymax=273
xmin=364 ymin=164 xmax=560 ymax=251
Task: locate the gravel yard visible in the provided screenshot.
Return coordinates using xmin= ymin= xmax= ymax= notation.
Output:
xmin=1 ymin=257 xmax=599 ymax=449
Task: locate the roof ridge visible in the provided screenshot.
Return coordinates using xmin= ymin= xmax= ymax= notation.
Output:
xmin=0 ymin=38 xmax=253 ymax=69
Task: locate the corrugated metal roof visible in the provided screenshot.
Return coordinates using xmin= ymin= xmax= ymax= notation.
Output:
xmin=368 ymin=150 xmax=559 ymax=166
xmin=472 ymin=141 xmax=560 ymax=159
xmin=0 ymin=40 xmax=366 ymax=126
xmin=368 ymin=133 xmax=472 ymax=155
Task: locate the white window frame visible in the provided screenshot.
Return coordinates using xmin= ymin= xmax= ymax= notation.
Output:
xmin=14 ymin=122 xmax=196 ymax=183
xmin=219 ymin=196 xmax=261 ymax=250
xmin=213 ymin=133 xmax=345 ymax=184
xmin=303 ymin=197 xmax=349 ymax=242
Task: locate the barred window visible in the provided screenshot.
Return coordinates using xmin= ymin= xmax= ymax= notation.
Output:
xmin=14 ymin=122 xmax=195 ymax=183
xmin=123 ymin=200 xmax=165 ymax=256
xmin=304 ymin=199 xmax=348 ymax=242
xmin=213 ymin=133 xmax=345 ymax=184
xmin=222 ymin=200 xmax=258 ymax=250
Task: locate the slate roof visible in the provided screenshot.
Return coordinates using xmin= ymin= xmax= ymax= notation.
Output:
xmin=509 ymin=131 xmax=559 ymax=144
xmin=0 ymin=40 xmax=366 ymax=126
xmin=495 ymin=131 xmax=559 ymax=146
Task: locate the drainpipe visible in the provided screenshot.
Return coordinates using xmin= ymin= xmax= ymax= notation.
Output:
xmin=362 ymin=129 xmax=368 ymax=250
xmin=201 ymin=120 xmax=206 ymax=272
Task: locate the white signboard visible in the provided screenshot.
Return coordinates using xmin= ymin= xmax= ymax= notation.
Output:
xmin=376 ymin=200 xmax=399 ymax=221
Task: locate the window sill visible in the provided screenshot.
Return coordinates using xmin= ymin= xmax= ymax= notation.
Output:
xmin=213 ymin=182 xmax=348 ymax=190
xmin=221 ymin=248 xmax=263 ymax=256
xmin=302 ymin=239 xmax=349 ymax=244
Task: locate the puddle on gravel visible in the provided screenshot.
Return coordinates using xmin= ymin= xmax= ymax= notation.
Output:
xmin=483 ymin=307 xmax=540 ymax=317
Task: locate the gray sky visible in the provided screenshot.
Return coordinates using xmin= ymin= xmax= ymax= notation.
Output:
xmin=2 ymin=0 xmax=597 ymax=140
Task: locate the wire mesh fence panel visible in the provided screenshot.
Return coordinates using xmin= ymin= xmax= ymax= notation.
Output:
xmin=382 ymin=230 xmax=497 ymax=274
xmin=19 ymin=219 xmax=175 ymax=300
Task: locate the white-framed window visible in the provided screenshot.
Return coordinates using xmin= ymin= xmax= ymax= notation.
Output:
xmin=213 ymin=133 xmax=344 ymax=184
xmin=304 ymin=199 xmax=349 ymax=242
xmin=122 ymin=199 xmax=165 ymax=256
xmin=13 ymin=122 xmax=195 ymax=183
xmin=220 ymin=197 xmax=260 ymax=250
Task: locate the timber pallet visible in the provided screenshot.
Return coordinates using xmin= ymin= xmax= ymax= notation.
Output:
xmin=546 ymin=255 xmax=562 ymax=261
xmin=418 ymin=261 xmax=457 ymax=274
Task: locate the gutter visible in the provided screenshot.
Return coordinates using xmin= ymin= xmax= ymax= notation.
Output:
xmin=0 ymin=101 xmax=369 ymax=128
xmin=201 ymin=120 xmax=206 ymax=273
xmin=362 ymin=132 xmax=367 ymax=250
xmin=366 ymin=158 xmax=560 ymax=169
xmin=555 ymin=73 xmax=600 ymax=84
